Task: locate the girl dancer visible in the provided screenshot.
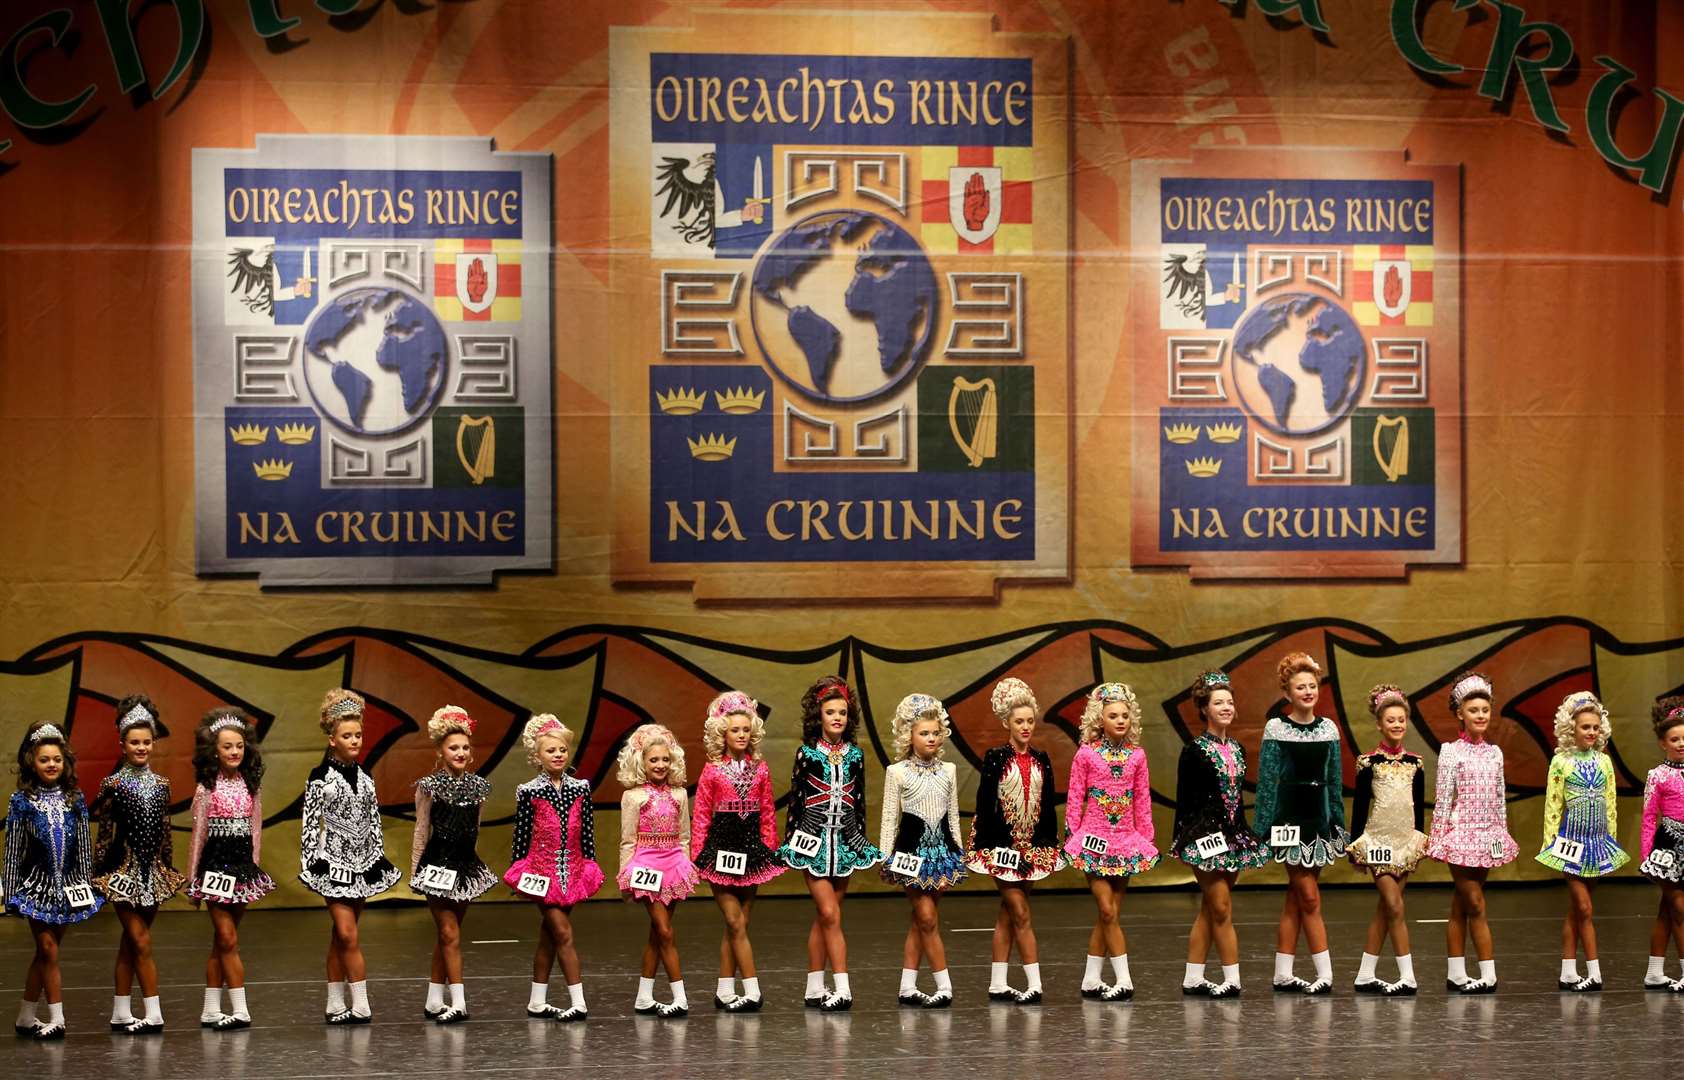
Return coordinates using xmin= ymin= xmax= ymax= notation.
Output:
xmin=1641 ymin=697 xmax=1684 ymax=991
xmin=778 ymin=675 xmax=884 ymax=1012
xmin=91 ymin=695 xmax=187 ymax=1033
xmin=880 ymin=693 xmax=967 ymax=1008
xmin=1253 ymin=653 xmax=1346 ymax=995
xmin=1424 ymin=671 xmax=1518 ymax=994
xmin=1347 ymin=685 xmax=1428 ymax=996
xmin=505 ymin=714 xmax=601 ymax=1022
xmin=617 ymin=723 xmax=699 ymax=1018
xmin=1064 ymin=683 xmax=1157 ymax=1002
xmin=187 ymin=708 xmax=275 ymax=1030
xmin=691 ymin=691 xmax=784 ymax=1012
xmin=1537 ymin=692 xmax=1626 ymax=992
xmin=1170 ymin=671 xmax=1270 ymax=999
xmin=6 ymin=722 xmax=101 ymax=1040
xmin=299 ymin=689 xmax=401 ymax=1024
xmin=965 ymin=677 xmax=1066 ymax=1004
xmin=410 ymin=706 xmax=496 ymax=1023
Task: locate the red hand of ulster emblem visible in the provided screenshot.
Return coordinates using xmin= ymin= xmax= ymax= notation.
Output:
xmin=1383 ymin=263 xmax=1403 ymax=309
xmin=963 ymin=171 xmax=990 ymax=231
xmin=466 ymin=257 xmax=489 ymax=303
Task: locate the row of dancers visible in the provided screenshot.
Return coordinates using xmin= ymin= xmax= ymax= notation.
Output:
xmin=7 ymin=655 xmax=1684 ymax=1041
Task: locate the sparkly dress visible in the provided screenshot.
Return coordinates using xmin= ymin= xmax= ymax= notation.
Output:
xmin=1170 ymin=734 xmax=1271 ymax=872
xmin=1535 ymin=749 xmax=1627 ymax=877
xmin=1253 ymin=716 xmax=1348 ymax=867
xmin=965 ymin=745 xmax=1067 ymax=881
xmin=90 ymin=765 xmax=188 ymax=906
xmin=1346 ymin=747 xmax=1428 ymax=874
xmin=186 ymin=774 xmax=275 ymax=903
xmin=1424 ymin=737 xmax=1518 ymax=868
xmin=409 ymin=771 xmax=497 ymax=901
xmin=691 ymin=758 xmax=785 ymax=887
xmin=879 ymin=758 xmax=967 ymax=890
xmin=3 ymin=788 xmax=103 ymax=924
xmin=617 ymin=784 xmax=699 ymax=904
xmin=1063 ymin=740 xmax=1158 ymax=876
xmin=298 ymin=757 xmax=402 ymax=899
xmin=778 ymin=741 xmax=885 ymax=878
xmin=503 ymin=774 xmax=603 ymax=905
xmin=1639 ymin=761 xmax=1684 ymax=882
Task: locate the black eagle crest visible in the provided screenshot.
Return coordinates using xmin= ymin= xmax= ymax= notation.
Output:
xmin=1162 ymin=253 xmax=1207 ymax=321
xmin=227 ymin=246 xmax=277 ymax=317
xmin=654 ymin=152 xmax=718 ymax=248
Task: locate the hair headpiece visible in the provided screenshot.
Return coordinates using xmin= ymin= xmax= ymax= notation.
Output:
xmin=524 ymin=714 xmax=566 ymax=745
xmin=428 ymin=705 xmax=475 ymax=741
xmin=27 ymin=724 xmax=64 ymax=744
xmin=1199 ymin=671 xmax=1232 ymax=691
xmin=989 ymin=677 xmax=1037 ymax=722
xmin=894 ymin=693 xmax=947 ymax=725
xmin=1670 ymin=705 xmax=1684 ymax=725
xmin=208 ymin=714 xmax=247 ymax=736
xmin=324 ymin=695 xmax=363 ymax=721
xmin=707 ymin=691 xmax=759 ymax=721
xmin=1079 ymin=682 xmax=1142 ymax=745
xmin=814 ymin=682 xmax=850 ymax=705
xmin=118 ymin=702 xmax=156 ymax=734
xmin=1368 ymin=684 xmax=1408 ymax=718
xmin=1449 ymin=673 xmax=1493 ymax=710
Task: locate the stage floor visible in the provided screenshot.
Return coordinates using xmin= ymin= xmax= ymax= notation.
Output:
xmin=3 ymin=882 xmax=1680 ymax=1077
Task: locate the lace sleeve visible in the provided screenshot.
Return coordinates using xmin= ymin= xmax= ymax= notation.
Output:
xmin=1429 ymin=746 xmax=1457 ymax=838
xmin=878 ymin=763 xmax=901 ymax=855
xmin=618 ymin=789 xmax=641 ymax=872
xmin=944 ymin=762 xmax=963 ymax=850
xmin=677 ymin=786 xmax=692 ymax=854
xmin=300 ymin=779 xmax=325 ymax=871
xmin=251 ymin=788 xmax=263 ymax=864
xmin=1252 ymin=736 xmax=1281 ymax=835
xmin=1600 ymin=754 xmax=1618 ymax=843
xmin=188 ymin=786 xmax=209 ymax=882
xmin=1540 ymin=754 xmax=1565 ymax=850
xmin=410 ymin=785 xmax=432 ymax=877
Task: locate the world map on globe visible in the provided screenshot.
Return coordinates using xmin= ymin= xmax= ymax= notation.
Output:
xmin=303 ymin=286 xmax=447 ymax=437
xmin=1229 ymin=293 xmax=1365 ymax=437
xmin=750 ymin=210 xmax=938 ymax=403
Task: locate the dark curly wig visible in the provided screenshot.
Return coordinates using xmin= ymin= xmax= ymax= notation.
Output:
xmin=1653 ymin=696 xmax=1684 ymax=740
xmin=192 ymin=708 xmax=265 ymax=794
xmin=1190 ymin=670 xmax=1233 ymax=719
xmin=800 ymin=675 xmax=862 ymax=745
xmin=15 ymin=722 xmax=78 ymax=793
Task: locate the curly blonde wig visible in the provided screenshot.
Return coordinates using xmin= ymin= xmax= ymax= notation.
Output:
xmin=616 ymin=722 xmax=687 ymax=786
xmin=702 ymin=691 xmax=764 ymax=762
xmin=521 ymin=713 xmax=572 ymax=767
xmin=891 ymin=693 xmax=951 ymax=759
xmin=989 ymin=678 xmax=1037 ymax=724
xmin=427 ymin=705 xmax=474 ymax=744
xmin=1276 ymin=652 xmax=1322 ymax=691
xmin=318 ymin=688 xmax=365 ymax=735
xmin=1554 ymin=691 xmax=1611 ymax=752
xmin=1079 ymin=683 xmax=1141 ymax=745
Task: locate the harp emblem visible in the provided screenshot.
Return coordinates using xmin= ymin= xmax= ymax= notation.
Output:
xmin=947 ymin=376 xmax=998 ymax=469
xmin=455 ymin=415 xmax=496 ymax=485
xmin=1371 ymin=414 xmax=1408 ymax=483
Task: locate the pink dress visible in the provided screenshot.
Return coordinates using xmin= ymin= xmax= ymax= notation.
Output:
xmin=1063 ymin=741 xmax=1158 ymax=875
xmin=186 ymin=774 xmax=275 ymax=904
xmin=1639 ymin=760 xmax=1684 ymax=882
xmin=618 ymin=784 xmax=700 ymax=904
xmin=691 ymin=758 xmax=785 ymax=886
xmin=1425 ymin=737 xmax=1518 ymax=868
xmin=503 ymin=774 xmax=604 ymax=906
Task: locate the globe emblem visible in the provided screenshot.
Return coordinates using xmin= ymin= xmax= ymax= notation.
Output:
xmin=1228 ymin=293 xmax=1366 ymax=437
xmin=301 ymin=286 xmax=448 ymax=437
xmin=749 ymin=210 xmax=939 ymax=404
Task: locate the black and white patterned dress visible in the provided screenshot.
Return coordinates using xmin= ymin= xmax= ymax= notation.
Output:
xmin=408 ymin=771 xmax=497 ymax=901
xmin=298 ymin=757 xmax=401 ymax=899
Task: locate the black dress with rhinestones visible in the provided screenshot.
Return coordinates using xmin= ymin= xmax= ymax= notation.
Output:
xmin=408 ymin=771 xmax=497 ymax=901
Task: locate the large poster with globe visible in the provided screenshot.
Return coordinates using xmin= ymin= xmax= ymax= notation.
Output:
xmin=190 ymin=135 xmax=553 ymax=586
xmin=1130 ymin=148 xmax=1462 ymax=579
xmin=608 ymin=22 xmax=1071 ymax=601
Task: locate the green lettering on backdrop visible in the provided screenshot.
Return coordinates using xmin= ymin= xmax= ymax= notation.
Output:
xmin=1389 ymin=0 xmax=1468 ymax=76
xmin=1476 ymin=0 xmax=1573 ymax=134
xmin=0 ymin=10 xmax=97 ymax=130
xmin=94 ymin=0 xmax=203 ymax=98
xmin=1255 ymin=0 xmax=1331 ymax=34
xmin=246 ymin=0 xmax=302 ymax=37
xmin=1587 ymin=56 xmax=1684 ymax=194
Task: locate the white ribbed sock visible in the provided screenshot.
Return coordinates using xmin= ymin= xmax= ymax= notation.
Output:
xmin=833 ymin=972 xmax=852 ymax=997
xmin=635 ymin=976 xmax=656 ymax=1007
xmin=1396 ymin=954 xmax=1415 ymax=984
xmin=900 ymin=968 xmax=919 ymax=993
xmin=742 ymin=976 xmax=761 ymax=1000
xmin=669 ymin=980 xmax=687 ymax=1008
xmin=112 ymin=995 xmax=135 ymax=1024
xmin=1110 ymin=955 xmax=1131 ymax=989
xmin=716 ymin=976 xmax=735 ymax=998
xmin=45 ymin=1002 xmax=64 ymax=1025
xmin=1184 ymin=962 xmax=1206 ymax=988
xmin=348 ymin=980 xmax=370 ymax=1017
xmin=1024 ymin=962 xmax=1043 ymax=991
xmin=1083 ymin=954 xmax=1104 ymax=987
xmin=1274 ymin=952 xmax=1295 ymax=981
xmin=529 ymin=981 xmax=549 ymax=1009
xmin=1478 ymin=959 xmax=1496 ymax=983
xmin=932 ymin=969 xmax=952 ymax=993
xmin=448 ymin=983 xmax=465 ymax=1011
xmin=1447 ymin=956 xmax=1467 ymax=983
xmin=567 ymin=982 xmax=586 ymax=1010
xmin=228 ymin=986 xmax=249 ymax=1020
xmin=1311 ymin=951 xmax=1332 ymax=981
xmin=1560 ymin=958 xmax=1579 ymax=981
xmin=425 ymin=982 xmax=445 ymax=1011
xmin=326 ymin=981 xmax=348 ymax=1014
xmin=1648 ymin=955 xmax=1667 ymax=980
xmin=16 ymin=997 xmax=38 ymax=1028
xmin=201 ymin=987 xmax=223 ymax=1021
xmin=989 ymin=961 xmax=1009 ymax=991
xmin=1585 ymin=959 xmax=1601 ymax=981
xmin=805 ymin=970 xmax=825 ymax=997
xmin=1358 ymin=952 xmax=1379 ymax=980
xmin=1222 ymin=963 xmax=1241 ymax=988
xmin=142 ymin=996 xmax=162 ymax=1023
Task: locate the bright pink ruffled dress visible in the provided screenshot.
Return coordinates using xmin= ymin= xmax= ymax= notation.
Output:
xmin=617 ymin=784 xmax=700 ymax=904
xmin=503 ymin=774 xmax=604 ymax=906
xmin=692 ymin=758 xmax=785 ymax=887
xmin=1063 ymin=741 xmax=1159 ymax=875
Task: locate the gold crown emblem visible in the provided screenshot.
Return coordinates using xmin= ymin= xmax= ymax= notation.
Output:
xmin=714 ymin=387 xmax=766 ymax=414
xmin=228 ymin=423 xmax=268 ymax=445
xmin=1185 ymin=456 xmax=1222 ymax=478
xmin=1163 ymin=423 xmax=1199 ymax=444
xmin=1205 ymin=422 xmax=1241 ymax=444
xmin=253 ymin=458 xmax=293 ymax=481
xmin=656 ymin=387 xmax=706 ymax=415
xmin=275 ymin=422 xmax=316 ymax=445
xmin=687 ymin=433 xmax=737 ymax=461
